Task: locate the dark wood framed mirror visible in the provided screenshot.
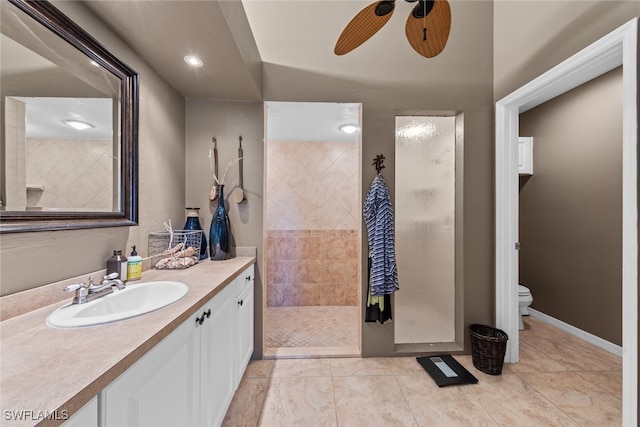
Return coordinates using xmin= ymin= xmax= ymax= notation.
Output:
xmin=0 ymin=0 xmax=138 ymax=233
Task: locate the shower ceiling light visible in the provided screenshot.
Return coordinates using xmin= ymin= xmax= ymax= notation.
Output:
xmin=340 ymin=124 xmax=359 ymax=134
xmin=63 ymin=119 xmax=94 ymax=130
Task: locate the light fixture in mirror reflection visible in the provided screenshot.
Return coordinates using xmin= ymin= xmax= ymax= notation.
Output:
xmin=0 ymin=0 xmax=139 ymax=233
xmin=4 ymin=96 xmax=118 ymax=212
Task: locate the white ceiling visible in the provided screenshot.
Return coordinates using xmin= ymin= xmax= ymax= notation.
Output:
xmin=15 ymin=97 xmax=113 ymax=139
xmin=84 ymin=0 xmax=468 ymax=101
xmin=79 ymin=0 xmax=467 ymax=141
xmin=266 ymin=101 xmax=360 ymax=143
xmin=84 ymin=0 xmax=263 ymax=101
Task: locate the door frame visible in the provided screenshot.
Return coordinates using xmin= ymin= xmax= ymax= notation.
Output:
xmin=495 ymin=18 xmax=637 ymax=425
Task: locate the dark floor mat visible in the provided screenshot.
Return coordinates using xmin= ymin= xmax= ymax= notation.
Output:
xmin=416 ymin=354 xmax=478 ymax=387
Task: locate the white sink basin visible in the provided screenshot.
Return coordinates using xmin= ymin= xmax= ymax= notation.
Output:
xmin=46 ymin=281 xmax=188 ymax=328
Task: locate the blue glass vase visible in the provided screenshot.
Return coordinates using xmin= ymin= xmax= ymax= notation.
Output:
xmin=184 ymin=207 xmax=208 ymax=261
xmin=209 ymin=185 xmax=231 ymax=260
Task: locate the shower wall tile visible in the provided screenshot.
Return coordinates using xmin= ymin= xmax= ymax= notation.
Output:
xmin=299 ymin=235 xmax=322 ymax=260
xmin=266 ymin=230 xmax=359 ymax=307
xmin=25 ymin=138 xmax=113 ymax=211
xmin=266 ymin=141 xmax=359 ymax=231
xmin=265 ymin=139 xmax=359 ymax=307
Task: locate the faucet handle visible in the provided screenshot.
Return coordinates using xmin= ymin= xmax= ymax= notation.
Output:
xmin=103 ymin=272 xmax=119 ymax=281
xmin=64 ymin=283 xmax=86 ymax=293
xmin=64 ymin=283 xmax=88 ymax=304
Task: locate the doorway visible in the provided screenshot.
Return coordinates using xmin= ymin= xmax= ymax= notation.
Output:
xmin=495 ymin=19 xmax=637 ymax=424
xmin=518 ymin=68 xmax=623 ymax=349
xmin=263 ymin=101 xmax=362 ymax=358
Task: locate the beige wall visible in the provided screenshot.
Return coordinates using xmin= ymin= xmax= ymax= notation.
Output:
xmin=185 ymin=99 xmax=264 ymax=357
xmin=0 ymin=1 xmax=186 ymax=296
xmin=519 ymin=68 xmax=623 ymax=345
xmin=494 ymin=0 xmax=640 ymax=100
xmin=3 ymin=97 xmax=26 ymax=211
xmin=261 ymin=2 xmax=495 ymax=357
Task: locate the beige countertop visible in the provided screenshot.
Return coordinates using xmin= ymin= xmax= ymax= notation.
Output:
xmin=0 ymin=257 xmax=255 ymax=427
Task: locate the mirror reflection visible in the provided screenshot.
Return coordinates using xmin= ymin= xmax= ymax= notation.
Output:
xmin=1 ymin=7 xmax=120 ymax=213
xmin=5 ymin=96 xmax=117 ymax=212
xmin=0 ymin=0 xmax=138 ymax=232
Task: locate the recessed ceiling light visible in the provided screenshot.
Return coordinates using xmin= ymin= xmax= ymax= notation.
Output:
xmin=184 ymin=55 xmax=203 ymax=67
xmin=339 ymin=124 xmax=358 ymax=134
xmin=90 ymin=60 xmax=100 ymax=67
xmin=63 ymin=119 xmax=94 ymax=130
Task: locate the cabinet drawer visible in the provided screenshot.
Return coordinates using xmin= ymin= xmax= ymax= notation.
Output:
xmin=234 ymin=264 xmax=254 ymax=296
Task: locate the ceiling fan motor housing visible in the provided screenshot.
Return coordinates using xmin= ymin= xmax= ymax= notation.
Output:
xmin=412 ymin=0 xmax=435 ymax=19
xmin=375 ymin=1 xmax=396 ymax=17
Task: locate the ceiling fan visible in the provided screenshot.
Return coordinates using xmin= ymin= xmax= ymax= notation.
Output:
xmin=334 ymin=0 xmax=451 ymax=58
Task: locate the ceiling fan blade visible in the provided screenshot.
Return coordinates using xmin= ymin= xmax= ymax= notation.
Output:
xmin=405 ymin=0 xmax=451 ymax=58
xmin=334 ymin=1 xmax=395 ymax=55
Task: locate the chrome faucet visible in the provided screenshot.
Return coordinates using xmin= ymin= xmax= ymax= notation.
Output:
xmin=99 ymin=272 xmax=126 ymax=290
xmin=64 ymin=273 xmax=125 ymax=305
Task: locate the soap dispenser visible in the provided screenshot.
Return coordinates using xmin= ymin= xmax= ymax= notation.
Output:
xmin=107 ymin=250 xmax=128 ymax=281
xmin=127 ymin=245 xmax=143 ymax=281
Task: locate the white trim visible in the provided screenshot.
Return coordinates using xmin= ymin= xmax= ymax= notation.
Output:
xmin=528 ymin=308 xmax=623 ymax=357
xmin=495 ymin=18 xmax=638 ymax=426
xmin=620 ymin=20 xmax=638 ymax=427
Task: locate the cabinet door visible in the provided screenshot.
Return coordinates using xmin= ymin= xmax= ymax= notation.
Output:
xmin=200 ymin=283 xmax=236 ymax=427
xmin=62 ymin=396 xmax=97 ymax=427
xmin=103 ymin=313 xmax=200 ymax=427
xmin=235 ymin=271 xmax=254 ymax=388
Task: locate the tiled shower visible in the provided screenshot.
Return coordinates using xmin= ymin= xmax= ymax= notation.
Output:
xmin=264 ymin=134 xmax=360 ymax=355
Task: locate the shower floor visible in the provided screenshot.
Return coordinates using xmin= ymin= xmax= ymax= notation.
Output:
xmin=265 ymin=306 xmax=359 ymax=358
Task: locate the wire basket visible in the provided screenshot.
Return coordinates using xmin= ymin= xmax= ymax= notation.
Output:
xmin=149 ymin=230 xmax=202 ymax=270
xmin=468 ymin=324 xmax=509 ymax=375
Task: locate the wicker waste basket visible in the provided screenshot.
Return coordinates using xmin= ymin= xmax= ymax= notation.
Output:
xmin=468 ymin=324 xmax=509 ymax=375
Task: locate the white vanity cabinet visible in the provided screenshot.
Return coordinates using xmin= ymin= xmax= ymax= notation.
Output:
xmin=103 ymin=264 xmax=254 ymax=427
xmin=102 ymin=306 xmax=200 ymax=426
xmin=200 ymin=276 xmax=237 ymax=427
xmin=62 ymin=396 xmax=98 ymax=427
xmin=235 ymin=271 xmax=254 ymax=388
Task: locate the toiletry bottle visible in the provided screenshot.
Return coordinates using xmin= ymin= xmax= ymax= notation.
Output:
xmin=107 ymin=250 xmax=128 ymax=281
xmin=127 ymin=246 xmax=143 ymax=281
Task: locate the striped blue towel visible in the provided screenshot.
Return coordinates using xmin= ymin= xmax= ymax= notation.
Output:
xmin=364 ymin=174 xmax=399 ymax=296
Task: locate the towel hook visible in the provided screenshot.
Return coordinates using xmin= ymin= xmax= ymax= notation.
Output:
xmin=373 ymin=154 xmax=385 ymax=173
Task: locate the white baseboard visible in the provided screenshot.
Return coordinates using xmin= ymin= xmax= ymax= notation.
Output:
xmin=528 ymin=308 xmax=623 ymax=357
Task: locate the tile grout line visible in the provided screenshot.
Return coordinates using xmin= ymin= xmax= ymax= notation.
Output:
xmin=514 ymin=372 xmax=582 ymax=427
xmin=392 ymin=372 xmax=421 ymax=426
xmin=329 ymin=359 xmax=339 ymax=426
xmin=254 ymin=361 xmax=275 ymax=427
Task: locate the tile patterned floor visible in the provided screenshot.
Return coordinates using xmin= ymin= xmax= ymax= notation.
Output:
xmin=223 ymin=317 xmax=622 ymax=426
xmin=265 ymin=306 xmax=359 ymax=348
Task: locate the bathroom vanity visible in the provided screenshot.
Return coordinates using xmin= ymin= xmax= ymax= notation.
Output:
xmin=0 ymin=257 xmax=255 ymax=427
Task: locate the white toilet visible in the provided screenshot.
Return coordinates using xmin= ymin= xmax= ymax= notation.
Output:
xmin=518 ymin=284 xmax=533 ymax=330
